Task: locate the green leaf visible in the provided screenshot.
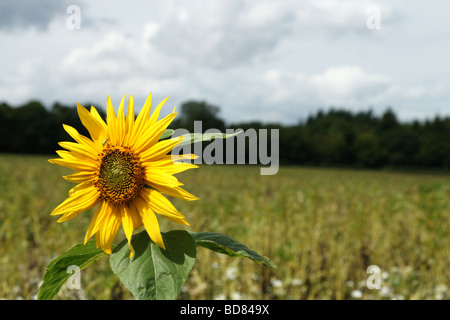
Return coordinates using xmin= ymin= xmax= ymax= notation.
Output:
xmin=159 ymin=129 xmax=175 ymax=141
xmin=110 ymin=230 xmax=196 ymax=300
xmin=177 ymin=130 xmax=243 ymax=147
xmin=190 ymin=232 xmax=277 ymax=268
xmin=38 ymin=240 xmax=108 ymax=300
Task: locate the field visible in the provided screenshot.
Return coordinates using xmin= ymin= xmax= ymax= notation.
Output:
xmin=0 ymin=154 xmax=449 ymax=300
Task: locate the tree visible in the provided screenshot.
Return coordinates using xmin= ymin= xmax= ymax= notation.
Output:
xmin=171 ymin=100 xmax=225 ymax=132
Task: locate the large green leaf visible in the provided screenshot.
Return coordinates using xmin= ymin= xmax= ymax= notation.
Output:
xmin=190 ymin=232 xmax=277 ymax=268
xmin=176 ymin=130 xmax=243 ymax=147
xmin=38 ymin=240 xmax=108 ymax=300
xmin=110 ymin=230 xmax=197 ymax=300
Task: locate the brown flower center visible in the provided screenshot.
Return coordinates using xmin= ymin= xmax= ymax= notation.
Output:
xmin=93 ymin=145 xmax=145 ymax=206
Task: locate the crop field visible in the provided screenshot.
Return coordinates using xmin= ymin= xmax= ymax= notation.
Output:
xmin=0 ymin=154 xmax=449 ymax=300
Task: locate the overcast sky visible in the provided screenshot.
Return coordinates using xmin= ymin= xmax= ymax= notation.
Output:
xmin=1 ymin=0 xmax=449 ymax=124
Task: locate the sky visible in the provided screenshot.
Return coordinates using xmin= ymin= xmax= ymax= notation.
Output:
xmin=0 ymin=0 xmax=449 ymax=125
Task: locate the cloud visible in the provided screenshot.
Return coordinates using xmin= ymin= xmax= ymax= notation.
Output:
xmin=0 ymin=57 xmax=57 ymax=105
xmin=0 ymin=1 xmax=447 ymax=125
xmin=310 ymin=66 xmax=391 ymax=105
xmin=0 ymin=0 xmax=72 ymax=31
xmin=260 ymin=66 xmax=392 ymax=109
xmin=61 ymin=33 xmax=139 ymax=80
xmin=257 ymin=66 xmax=449 ymax=123
xmin=6 ymin=24 xmax=445 ymax=124
xmin=141 ymin=0 xmax=398 ymax=69
xmin=143 ymin=0 xmax=292 ymax=69
xmin=0 ymin=1 xmax=114 ymax=32
xmin=292 ymin=0 xmax=398 ymax=35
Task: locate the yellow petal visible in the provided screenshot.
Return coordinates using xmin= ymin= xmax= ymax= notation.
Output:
xmin=116 ymin=94 xmax=127 ymax=146
xmin=134 ymin=113 xmax=178 ymax=154
xmin=145 ymin=169 xmax=184 ymax=188
xmin=77 ymin=103 xmax=107 ymax=144
xmin=154 ymin=154 xmax=199 ymax=165
xmin=59 ymin=141 xmax=97 ymax=161
xmin=139 ymin=137 xmax=182 ymax=163
xmin=56 ymin=211 xmax=81 ymax=223
xmin=150 ymin=184 xmax=199 ymax=201
xmin=48 ymin=157 xmax=96 ymax=172
xmin=68 ymin=181 xmax=94 ymax=196
xmin=106 ymin=95 xmax=117 ymax=145
xmin=63 ymin=124 xmax=100 ymax=153
xmin=84 ymin=201 xmax=109 ymax=244
xmin=148 ymin=96 xmax=169 ymax=126
xmin=144 ymin=162 xmax=198 ymax=175
xmin=121 ymin=205 xmax=135 ymax=258
xmin=143 ymin=188 xmax=190 ymax=226
xmin=129 ymin=92 xmax=152 ymax=146
xmin=56 ymin=201 xmax=98 ymax=223
xmin=128 ymin=202 xmax=143 ymax=230
xmin=97 ymin=205 xmax=122 ymax=254
xmin=132 ymin=196 xmax=166 ymax=250
xmin=52 ymin=185 xmax=98 ymax=215
xmin=124 ymin=95 xmax=135 ymax=145
xmin=63 ymin=171 xmax=96 ymax=183
xmin=90 ymin=106 xmax=108 ymax=134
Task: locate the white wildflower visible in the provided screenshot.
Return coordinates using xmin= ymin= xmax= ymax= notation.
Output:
xmin=271 ymin=278 xmax=283 ymax=288
xmin=230 ymin=291 xmax=242 ymax=300
xmin=380 ymin=286 xmax=391 ymax=297
xmin=225 ymin=266 xmax=238 ymax=280
xmin=214 ymin=293 xmax=226 ymax=300
xmin=351 ymin=289 xmax=363 ymax=299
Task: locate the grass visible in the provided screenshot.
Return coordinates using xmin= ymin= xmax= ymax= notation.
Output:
xmin=0 ymin=154 xmax=449 ymax=300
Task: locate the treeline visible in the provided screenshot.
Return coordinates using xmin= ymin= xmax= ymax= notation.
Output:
xmin=0 ymin=100 xmax=96 ymax=154
xmin=171 ymin=101 xmax=450 ymax=169
xmin=1 ymin=100 xmax=449 ymax=169
xmin=277 ymin=109 xmax=450 ymax=169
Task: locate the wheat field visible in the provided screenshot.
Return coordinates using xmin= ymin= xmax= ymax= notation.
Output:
xmin=0 ymin=154 xmax=448 ymax=300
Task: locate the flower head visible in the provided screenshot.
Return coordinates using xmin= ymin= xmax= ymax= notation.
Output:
xmin=49 ymin=93 xmax=198 ymax=256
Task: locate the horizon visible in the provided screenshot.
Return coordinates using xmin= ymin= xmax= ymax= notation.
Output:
xmin=1 ymin=97 xmax=448 ymax=126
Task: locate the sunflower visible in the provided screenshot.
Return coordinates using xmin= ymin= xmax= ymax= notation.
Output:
xmin=49 ymin=93 xmax=198 ymax=256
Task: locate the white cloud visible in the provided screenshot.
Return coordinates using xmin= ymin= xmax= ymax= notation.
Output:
xmin=61 ymin=33 xmax=138 ymax=80
xmin=255 ymin=65 xmax=448 ymax=123
xmin=293 ymin=0 xmax=396 ymax=34
xmin=141 ymin=0 xmax=398 ymax=69
xmin=311 ymin=66 xmax=391 ymax=105
xmin=260 ymin=66 xmax=392 ymax=107
xmin=0 ymin=0 xmax=448 ymax=124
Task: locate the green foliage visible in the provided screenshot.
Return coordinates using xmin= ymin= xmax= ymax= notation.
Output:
xmin=159 ymin=129 xmax=175 ymax=140
xmin=37 ymin=228 xmax=275 ymax=300
xmin=190 ymin=231 xmax=276 ymax=268
xmin=171 ymin=100 xmax=225 ymax=132
xmin=176 ymin=130 xmax=243 ymax=147
xmin=37 ymin=240 xmax=108 ymax=300
xmin=110 ymin=230 xmax=197 ymax=300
